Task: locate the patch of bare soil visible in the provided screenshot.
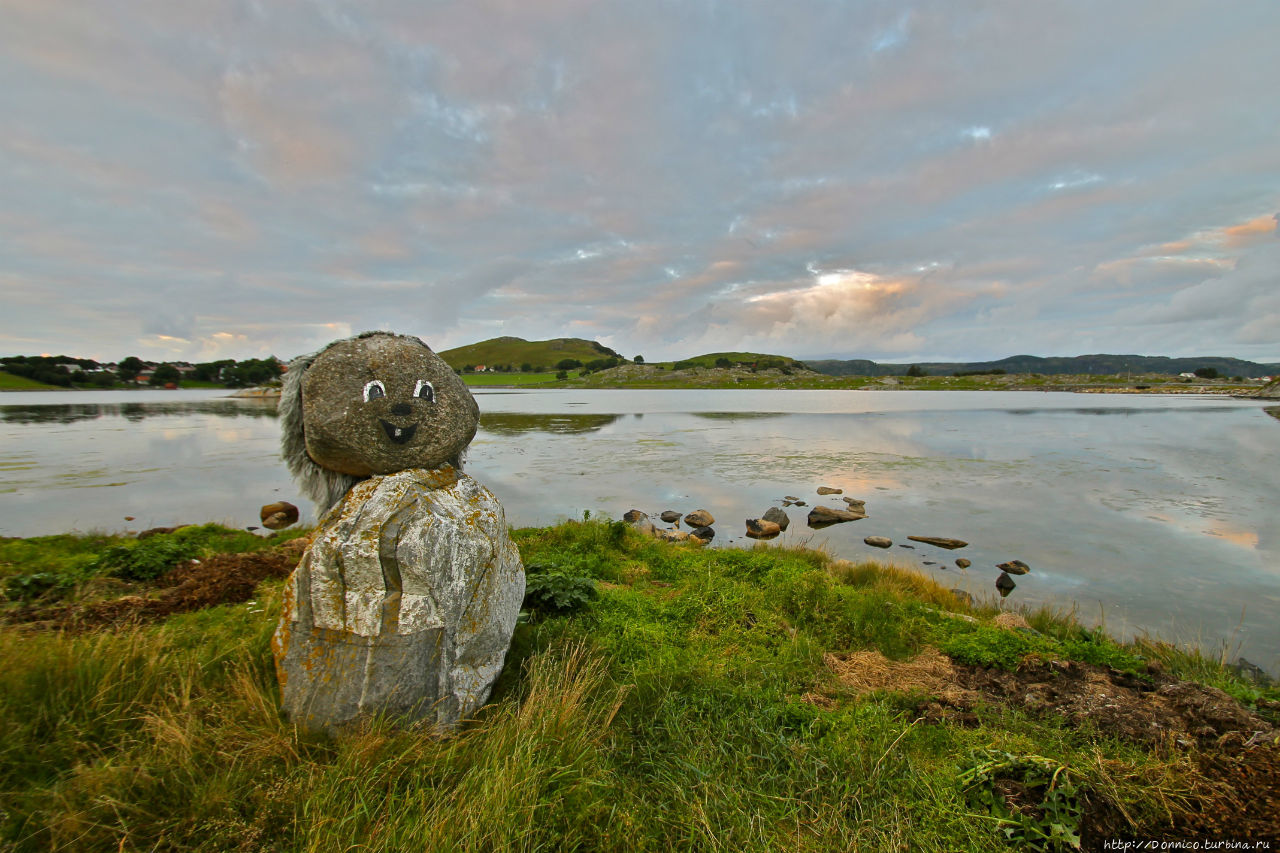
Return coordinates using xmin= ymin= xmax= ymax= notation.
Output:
xmin=818 ymin=648 xmax=1280 ymax=843
xmin=6 ymin=543 xmax=303 ymax=630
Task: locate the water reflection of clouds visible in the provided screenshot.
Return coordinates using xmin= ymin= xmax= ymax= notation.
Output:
xmin=478 ymin=412 xmax=622 ymax=435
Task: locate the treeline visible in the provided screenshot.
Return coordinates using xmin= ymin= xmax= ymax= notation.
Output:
xmin=1 ymin=355 xmax=284 ymax=388
xmin=1 ymin=356 xmax=106 ymax=387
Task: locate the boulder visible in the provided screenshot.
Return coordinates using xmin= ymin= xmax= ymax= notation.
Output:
xmin=816 ymin=486 xmax=843 ymax=495
xmin=684 ymin=509 xmax=715 ymax=527
xmin=659 ymin=510 xmax=682 ymax=523
xmin=806 ymin=504 xmax=866 ymax=527
xmin=907 ymin=536 xmax=968 ymax=550
xmin=783 ymin=496 xmax=800 ymax=501
xmin=655 ymin=528 xmax=691 ymax=543
xmin=997 ymin=559 xmax=1030 ymax=575
xmin=622 ymin=509 xmax=648 ymax=523
xmin=260 ymin=501 xmax=300 ymax=530
xmin=298 ymin=334 xmax=479 ymax=478
xmin=762 ymin=506 xmax=790 ymax=531
xmin=955 ymin=558 xmax=972 ymax=569
xmin=950 ymin=588 xmax=974 ymax=606
xmin=863 ymin=536 xmax=893 ymax=548
xmin=690 ymin=526 xmax=715 ymax=542
xmin=633 ymin=519 xmax=658 ymax=537
xmin=745 ymin=518 xmax=781 ymax=539
xmin=995 ymin=572 xmax=1016 ymax=597
xmin=841 ymin=497 xmax=866 ymax=510
xmin=273 ymin=467 xmax=524 ymax=733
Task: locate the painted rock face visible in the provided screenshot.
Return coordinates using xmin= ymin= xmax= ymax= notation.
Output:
xmin=301 ymin=334 xmax=479 ymax=477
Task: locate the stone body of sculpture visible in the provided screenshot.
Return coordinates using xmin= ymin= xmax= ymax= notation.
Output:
xmin=272 ymin=332 xmax=524 ymax=732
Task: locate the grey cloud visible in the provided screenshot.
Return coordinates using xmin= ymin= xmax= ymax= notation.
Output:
xmin=1 ymin=1 xmax=1279 ymax=363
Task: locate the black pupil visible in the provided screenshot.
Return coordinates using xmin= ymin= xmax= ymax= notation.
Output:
xmin=418 ymin=384 xmax=433 ymax=400
xmin=368 ymin=384 xmax=384 ymax=400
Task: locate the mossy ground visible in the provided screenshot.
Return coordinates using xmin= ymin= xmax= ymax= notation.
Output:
xmin=1 ymin=520 xmax=1275 ymax=851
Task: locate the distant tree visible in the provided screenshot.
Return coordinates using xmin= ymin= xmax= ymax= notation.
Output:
xmin=905 ymin=364 xmax=926 ymax=377
xmin=714 ymin=357 xmax=733 ymax=368
xmin=556 ymin=370 xmax=568 ymax=380
xmin=555 ymin=358 xmax=582 ymax=371
xmin=520 ymin=363 xmax=533 ymax=373
xmin=193 ymin=359 xmax=233 ymax=382
xmin=672 ymin=360 xmax=698 ymax=371
xmin=1194 ymin=367 xmax=1219 ymax=379
xmin=118 ymin=356 xmax=146 ymax=382
xmin=149 ymin=363 xmax=181 ymax=386
xmin=1232 ymin=375 xmax=1244 ymax=382
xmin=463 ymin=364 xmax=476 ymax=374
xmin=90 ymin=371 xmax=115 ymax=388
xmin=633 ymin=355 xmax=644 ymax=364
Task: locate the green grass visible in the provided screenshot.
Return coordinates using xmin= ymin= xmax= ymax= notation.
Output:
xmin=1 ymin=519 xmax=1269 ymax=850
xmin=0 ymin=372 xmax=62 ymax=390
xmin=1 ymin=524 xmax=309 ymax=604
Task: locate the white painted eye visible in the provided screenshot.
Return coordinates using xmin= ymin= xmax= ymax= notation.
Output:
xmin=362 ymin=379 xmax=386 ymax=402
xmin=413 ymin=379 xmax=435 ymax=402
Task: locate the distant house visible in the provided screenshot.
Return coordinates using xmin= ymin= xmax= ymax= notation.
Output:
xmin=1178 ymin=373 xmax=1196 ymax=379
xmin=474 ymin=364 xmax=487 ymax=373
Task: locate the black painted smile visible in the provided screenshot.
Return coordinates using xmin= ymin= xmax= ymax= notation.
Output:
xmin=380 ymin=420 xmax=417 ymax=444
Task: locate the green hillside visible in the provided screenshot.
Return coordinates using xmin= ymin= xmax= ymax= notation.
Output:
xmin=663 ymin=351 xmax=803 ymax=370
xmin=0 ymin=371 xmax=62 ymax=391
xmin=438 ymin=336 xmax=623 ymax=372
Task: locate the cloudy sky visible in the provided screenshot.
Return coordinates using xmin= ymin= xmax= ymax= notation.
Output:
xmin=2 ymin=1 xmax=1278 ymax=364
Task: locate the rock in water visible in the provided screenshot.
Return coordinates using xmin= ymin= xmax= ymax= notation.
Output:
xmin=762 ymin=506 xmax=790 ymax=530
xmin=659 ymin=510 xmax=682 ymax=523
xmin=907 ymin=535 xmax=968 ymax=550
xmin=816 ymin=486 xmax=843 ymax=495
xmin=261 ymin=501 xmax=300 ymax=530
xmin=863 ymin=536 xmax=893 ymax=548
xmin=684 ymin=509 xmax=715 ymax=527
xmin=995 ymin=572 xmax=1016 ymax=597
xmin=806 ymin=505 xmax=866 ymax=527
xmin=955 ymin=558 xmax=972 ymax=569
xmin=273 ymin=466 xmax=523 ymax=733
xmin=745 ymin=518 xmax=781 ymax=539
xmin=622 ymin=509 xmax=648 ymax=523
xmin=690 ymin=526 xmax=715 ymax=542
xmin=997 ymin=559 xmax=1030 ymax=575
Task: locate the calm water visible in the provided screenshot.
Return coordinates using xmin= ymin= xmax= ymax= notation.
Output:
xmin=3 ymin=388 xmax=1277 ymax=670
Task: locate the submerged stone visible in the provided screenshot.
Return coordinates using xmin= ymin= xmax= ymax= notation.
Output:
xmin=998 ymin=559 xmax=1031 ymax=575
xmin=907 ymin=536 xmax=968 ymax=550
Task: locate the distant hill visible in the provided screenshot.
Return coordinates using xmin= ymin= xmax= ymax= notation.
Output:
xmin=808 ymin=354 xmax=1280 ymax=378
xmin=438 ymin=337 xmax=623 ymax=372
xmin=669 ymin=351 xmax=804 ymax=370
